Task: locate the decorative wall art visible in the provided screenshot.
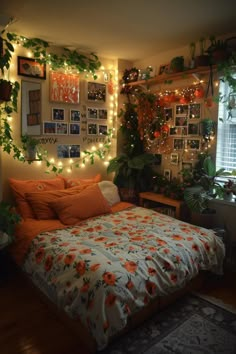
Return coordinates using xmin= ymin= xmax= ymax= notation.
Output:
xmin=159 ymin=63 xmax=169 ymax=75
xmin=69 ymin=123 xmax=80 ymax=135
xmin=52 ymin=108 xmax=65 ymax=121
xmin=43 ymin=122 xmax=56 ymax=134
xmin=189 ymin=103 xmax=201 ymax=119
xmin=173 ymin=138 xmax=184 ymax=150
xmin=87 ymin=108 xmax=98 ymax=119
xmin=164 ymin=169 xmax=171 ymax=181
xmin=87 ymin=82 xmax=106 ymax=102
xmin=186 ymin=139 xmax=200 ymax=150
xmin=98 ymin=125 xmax=108 ymax=135
xmin=18 ymin=56 xmax=46 ymax=79
xmin=98 ymin=109 xmax=108 ymax=119
xmin=56 ymin=122 xmax=68 ymax=135
xmin=70 ymin=109 xmax=80 ymax=121
xmin=175 ymin=104 xmax=188 ymax=115
xmin=50 ymin=72 xmax=80 ymax=104
xmin=170 ymin=153 xmax=179 ymax=165
xmin=87 ymin=123 xmax=98 ymax=135
xmin=57 ymin=144 xmax=80 ymax=158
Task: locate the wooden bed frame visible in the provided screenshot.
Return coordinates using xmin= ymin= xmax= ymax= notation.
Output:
xmin=20 ymin=266 xmax=207 ymax=354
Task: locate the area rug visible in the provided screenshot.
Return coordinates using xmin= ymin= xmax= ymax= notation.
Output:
xmin=100 ymin=294 xmax=236 ymax=354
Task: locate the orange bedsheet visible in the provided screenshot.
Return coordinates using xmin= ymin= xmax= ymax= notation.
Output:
xmin=9 ymin=202 xmax=133 ymax=266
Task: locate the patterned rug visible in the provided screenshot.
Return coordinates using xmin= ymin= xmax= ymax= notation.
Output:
xmin=100 ymin=294 xmax=236 ymax=354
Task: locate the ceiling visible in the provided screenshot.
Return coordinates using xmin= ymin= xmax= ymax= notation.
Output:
xmin=1 ymin=0 xmax=236 ymax=61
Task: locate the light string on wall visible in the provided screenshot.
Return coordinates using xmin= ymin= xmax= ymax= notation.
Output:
xmin=0 ymin=27 xmax=118 ymax=174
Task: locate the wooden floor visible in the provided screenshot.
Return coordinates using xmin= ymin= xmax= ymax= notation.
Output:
xmin=0 ymin=263 xmax=236 ymax=354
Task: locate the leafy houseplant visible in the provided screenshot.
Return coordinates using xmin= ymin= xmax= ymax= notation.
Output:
xmin=21 ymin=134 xmax=40 ymax=161
xmin=0 ymin=201 xmax=21 ymax=249
xmin=207 ymin=36 xmax=230 ymax=65
xmin=169 ymin=56 xmax=184 ymax=73
xmin=195 ymin=37 xmax=210 ymax=67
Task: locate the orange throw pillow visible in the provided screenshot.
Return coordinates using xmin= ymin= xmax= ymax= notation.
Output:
xmin=61 ymin=174 xmax=101 ymax=188
xmin=49 ymin=184 xmax=111 ymax=225
xmin=25 ymin=184 xmax=91 ymax=220
xmin=9 ymin=178 xmax=65 ymax=219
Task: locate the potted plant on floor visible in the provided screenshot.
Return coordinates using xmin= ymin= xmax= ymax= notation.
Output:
xmin=0 ymin=201 xmax=21 ymax=250
xmin=184 ymin=156 xmax=228 ymax=228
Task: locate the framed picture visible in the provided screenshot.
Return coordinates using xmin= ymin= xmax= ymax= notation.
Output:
xmin=49 ymin=71 xmax=80 ymax=104
xmin=69 ymin=123 xmax=80 ymax=135
xmin=87 ymin=123 xmax=98 ymax=135
xmin=27 ymin=113 xmax=40 ymax=126
xmin=164 ymin=169 xmax=171 ymax=181
xmin=52 ymin=108 xmax=65 ymax=121
xmin=56 ymin=122 xmax=68 ymax=135
xmin=175 ymin=104 xmax=188 ymax=115
xmin=69 ymin=145 xmax=80 ymax=158
xmin=43 ymin=122 xmax=56 ymax=135
xmin=87 ymin=82 xmax=106 ymax=102
xmin=70 ymin=109 xmax=80 ymax=122
xmin=186 ymin=139 xmax=200 ymax=150
xmin=164 ymin=108 xmax=173 ymax=121
xmin=98 ymin=124 xmax=108 ymax=135
xmin=182 ymin=162 xmax=193 ymax=171
xmin=189 ymin=103 xmax=201 ymax=119
xmin=173 ymin=138 xmax=184 ymax=150
xmin=170 ymin=153 xmax=179 ymax=165
xmin=57 ymin=145 xmax=70 ymax=158
xmin=159 ymin=63 xmax=169 ymax=75
xmin=98 ymin=109 xmax=108 ymax=119
xmin=170 ymin=127 xmax=188 ymax=136
xmin=175 ymin=116 xmax=188 ymax=126
xmin=188 ymin=123 xmax=199 ymax=135
xmin=17 ymin=56 xmax=46 ymax=79
xmin=87 ymin=107 xmax=98 ymax=119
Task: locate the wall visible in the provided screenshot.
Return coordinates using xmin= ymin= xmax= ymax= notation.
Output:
xmin=1 ymin=45 xmax=118 ymax=201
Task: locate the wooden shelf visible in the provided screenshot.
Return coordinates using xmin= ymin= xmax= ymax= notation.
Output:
xmin=126 ymin=66 xmax=216 ymax=87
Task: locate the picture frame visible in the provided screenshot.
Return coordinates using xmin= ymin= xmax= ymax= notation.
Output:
xmin=57 ymin=145 xmax=70 ymax=158
xmin=52 ymin=108 xmax=65 ymax=121
xmin=159 ymin=63 xmax=169 ymax=75
xmin=87 ymin=107 xmax=98 ymax=119
xmin=98 ymin=124 xmax=108 ymax=135
xmin=189 ymin=103 xmax=201 ymax=119
xmin=56 ymin=122 xmax=68 ymax=135
xmin=164 ymin=107 xmax=173 ymax=121
xmin=43 ymin=122 xmax=56 ymax=135
xmin=175 ymin=104 xmax=188 ymax=115
xmin=49 ymin=71 xmax=80 ymax=104
xmin=17 ymin=56 xmax=46 ymax=79
xmin=188 ymin=123 xmax=199 ymax=135
xmin=175 ymin=116 xmax=188 ymax=126
xmin=170 ymin=153 xmax=179 ymax=165
xmin=69 ymin=145 xmax=80 ymax=158
xmin=69 ymin=123 xmax=80 ymax=135
xmin=98 ymin=109 xmax=108 ymax=119
xmin=186 ymin=139 xmax=200 ymax=150
xmin=173 ymin=138 xmax=184 ymax=150
xmin=87 ymin=123 xmax=98 ymax=135
xmin=27 ymin=113 xmax=40 ymax=126
xmin=164 ymin=169 xmax=171 ymax=181
xmin=87 ymin=82 xmax=106 ymax=102
xmin=70 ymin=109 xmax=80 ymax=122
xmin=182 ymin=162 xmax=193 ymax=171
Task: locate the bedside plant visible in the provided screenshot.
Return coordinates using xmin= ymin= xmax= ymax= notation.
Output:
xmin=0 ymin=201 xmax=21 ymax=249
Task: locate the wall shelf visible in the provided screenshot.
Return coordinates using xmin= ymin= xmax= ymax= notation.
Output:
xmin=126 ymin=66 xmax=217 ymax=87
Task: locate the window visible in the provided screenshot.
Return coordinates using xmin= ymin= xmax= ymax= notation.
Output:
xmin=216 ymin=79 xmax=236 ymax=174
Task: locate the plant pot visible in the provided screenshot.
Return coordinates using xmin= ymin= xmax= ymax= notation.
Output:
xmin=0 ymin=81 xmax=12 ymax=102
xmin=195 ymin=55 xmax=210 ymax=67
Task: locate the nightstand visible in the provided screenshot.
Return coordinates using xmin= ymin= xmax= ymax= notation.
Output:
xmin=139 ymin=192 xmax=185 ymax=220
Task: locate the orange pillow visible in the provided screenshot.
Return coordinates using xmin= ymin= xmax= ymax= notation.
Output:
xmin=9 ymin=178 xmax=65 ymax=219
xmin=61 ymin=174 xmax=101 ymax=188
xmin=49 ymin=184 xmax=111 ymax=225
xmin=25 ymin=184 xmax=92 ymax=220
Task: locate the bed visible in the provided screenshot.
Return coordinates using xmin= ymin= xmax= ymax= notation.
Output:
xmin=8 ymin=176 xmax=225 ymax=353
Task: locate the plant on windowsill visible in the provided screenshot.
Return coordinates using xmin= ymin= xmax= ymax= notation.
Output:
xmin=0 ymin=201 xmax=21 ymax=250
xmin=222 ymin=179 xmax=236 ymax=201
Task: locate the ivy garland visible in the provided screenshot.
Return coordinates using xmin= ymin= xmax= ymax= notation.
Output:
xmin=0 ymin=29 xmax=115 ymax=174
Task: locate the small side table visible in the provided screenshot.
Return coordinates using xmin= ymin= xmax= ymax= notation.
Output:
xmin=139 ymin=192 xmax=184 ymax=220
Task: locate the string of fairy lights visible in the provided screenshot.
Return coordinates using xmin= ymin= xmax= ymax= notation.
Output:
xmin=7 ymin=41 xmax=119 ymax=173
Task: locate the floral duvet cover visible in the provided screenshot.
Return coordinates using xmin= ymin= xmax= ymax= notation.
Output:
xmin=22 ymin=206 xmax=225 ymax=350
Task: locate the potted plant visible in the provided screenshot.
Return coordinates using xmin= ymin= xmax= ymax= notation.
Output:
xmin=207 ymin=36 xmax=230 ymax=65
xmin=222 ymin=179 xmax=236 ymax=201
xmin=195 ymin=37 xmax=210 ymax=67
xmin=21 ymin=134 xmax=40 ymax=161
xmin=169 ymin=56 xmax=184 ymax=73
xmin=184 ymin=156 xmax=227 ymax=228
xmin=0 ymin=201 xmax=21 ymax=250
xmin=107 ymin=153 xmax=155 ymax=203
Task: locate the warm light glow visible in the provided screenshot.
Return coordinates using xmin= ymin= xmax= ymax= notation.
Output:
xmin=103 ymin=161 xmax=109 ymax=166
xmin=50 ymin=158 xmax=55 ymax=163
xmin=58 ymin=161 xmax=63 ymax=166
xmin=27 ymin=51 xmax=32 ymax=57
xmin=91 ymin=146 xmax=96 ymax=151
